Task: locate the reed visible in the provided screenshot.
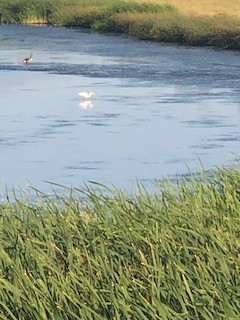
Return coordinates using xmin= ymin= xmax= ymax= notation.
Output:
xmin=0 ymin=0 xmax=174 ymax=25
xmin=1 ymin=0 xmax=240 ymax=49
xmin=0 ymin=167 xmax=239 ymax=319
xmin=112 ymin=11 xmax=240 ymax=48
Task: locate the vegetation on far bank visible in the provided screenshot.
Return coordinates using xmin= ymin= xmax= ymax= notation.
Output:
xmin=1 ymin=0 xmax=240 ymax=49
xmin=0 ymin=167 xmax=240 ymax=319
xmin=137 ymin=0 xmax=240 ymax=18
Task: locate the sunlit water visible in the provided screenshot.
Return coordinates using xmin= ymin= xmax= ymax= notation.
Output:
xmin=0 ymin=24 xmax=239 ymax=195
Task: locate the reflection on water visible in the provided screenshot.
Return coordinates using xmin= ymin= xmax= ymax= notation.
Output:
xmin=79 ymin=100 xmax=94 ymax=109
xmin=0 ymin=24 xmax=239 ymax=193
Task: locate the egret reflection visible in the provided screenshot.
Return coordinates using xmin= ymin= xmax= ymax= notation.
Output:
xmin=79 ymin=100 xmax=94 ymax=109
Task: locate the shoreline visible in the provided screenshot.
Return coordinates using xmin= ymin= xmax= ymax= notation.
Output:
xmin=1 ymin=0 xmax=240 ymax=49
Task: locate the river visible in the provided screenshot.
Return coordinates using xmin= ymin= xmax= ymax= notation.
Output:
xmin=0 ymin=24 xmax=239 ymax=194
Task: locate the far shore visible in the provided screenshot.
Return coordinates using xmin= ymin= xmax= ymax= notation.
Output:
xmin=1 ymin=0 xmax=240 ymax=49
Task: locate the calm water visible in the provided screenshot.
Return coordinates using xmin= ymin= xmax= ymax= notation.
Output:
xmin=0 ymin=24 xmax=239 ymax=194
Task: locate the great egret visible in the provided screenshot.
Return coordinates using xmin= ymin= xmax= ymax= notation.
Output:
xmin=79 ymin=100 xmax=94 ymax=109
xmin=23 ymin=54 xmax=33 ymax=63
xmin=78 ymin=91 xmax=95 ymax=99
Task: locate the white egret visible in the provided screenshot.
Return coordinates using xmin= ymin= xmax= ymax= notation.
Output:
xmin=79 ymin=100 xmax=94 ymax=109
xmin=78 ymin=91 xmax=95 ymax=99
xmin=23 ymin=54 xmax=33 ymax=63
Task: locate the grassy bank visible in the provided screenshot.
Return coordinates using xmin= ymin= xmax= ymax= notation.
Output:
xmin=1 ymin=0 xmax=240 ymax=49
xmin=137 ymin=0 xmax=240 ymax=17
xmin=0 ymin=167 xmax=240 ymax=319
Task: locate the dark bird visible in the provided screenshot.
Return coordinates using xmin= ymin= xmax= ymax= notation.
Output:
xmin=23 ymin=54 xmax=33 ymax=63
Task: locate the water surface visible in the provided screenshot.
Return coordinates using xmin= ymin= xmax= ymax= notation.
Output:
xmin=0 ymin=24 xmax=239 ymax=194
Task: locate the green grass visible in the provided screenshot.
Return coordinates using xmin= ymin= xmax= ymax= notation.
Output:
xmin=2 ymin=0 xmax=240 ymax=49
xmin=0 ymin=166 xmax=240 ymax=319
xmin=0 ymin=0 xmax=174 ymax=25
